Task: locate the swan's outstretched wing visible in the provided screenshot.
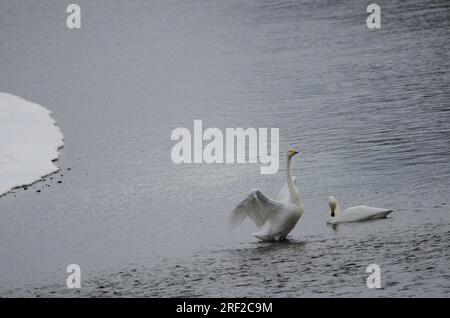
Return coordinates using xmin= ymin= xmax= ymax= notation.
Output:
xmin=230 ymin=190 xmax=284 ymax=227
xmin=275 ymin=176 xmax=297 ymax=201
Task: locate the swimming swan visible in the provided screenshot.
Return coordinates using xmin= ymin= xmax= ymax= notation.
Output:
xmin=230 ymin=148 xmax=304 ymax=241
xmin=327 ymin=195 xmax=393 ymax=224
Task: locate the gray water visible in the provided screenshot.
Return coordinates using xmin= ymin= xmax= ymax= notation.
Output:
xmin=1 ymin=0 xmax=449 ymax=297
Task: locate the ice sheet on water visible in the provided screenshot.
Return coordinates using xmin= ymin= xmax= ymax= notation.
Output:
xmin=0 ymin=93 xmax=64 ymax=196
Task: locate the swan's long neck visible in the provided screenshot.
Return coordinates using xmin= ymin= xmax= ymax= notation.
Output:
xmin=336 ymin=200 xmax=341 ymax=214
xmin=286 ymin=156 xmax=301 ymax=204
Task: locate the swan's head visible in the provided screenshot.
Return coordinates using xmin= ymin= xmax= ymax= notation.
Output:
xmin=328 ymin=195 xmax=337 ymax=217
xmin=288 ymin=148 xmax=299 ymax=158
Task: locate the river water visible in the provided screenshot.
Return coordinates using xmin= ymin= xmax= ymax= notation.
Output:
xmin=0 ymin=0 xmax=449 ymax=297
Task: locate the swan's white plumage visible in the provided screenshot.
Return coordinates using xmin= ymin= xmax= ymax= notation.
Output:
xmin=230 ymin=149 xmax=304 ymax=241
xmin=327 ymin=195 xmax=392 ymax=224
xmin=0 ymin=93 xmax=64 ymax=196
xmin=276 ymin=176 xmax=296 ymax=201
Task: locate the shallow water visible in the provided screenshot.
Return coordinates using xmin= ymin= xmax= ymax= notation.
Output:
xmin=0 ymin=0 xmax=449 ymax=297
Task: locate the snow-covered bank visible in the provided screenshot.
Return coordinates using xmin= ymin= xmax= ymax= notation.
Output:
xmin=0 ymin=93 xmax=64 ymax=196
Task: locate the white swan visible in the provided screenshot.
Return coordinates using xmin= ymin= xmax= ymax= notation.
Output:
xmin=327 ymin=195 xmax=393 ymax=224
xmin=230 ymin=148 xmax=304 ymax=241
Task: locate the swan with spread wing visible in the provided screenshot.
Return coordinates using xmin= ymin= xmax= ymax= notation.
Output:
xmin=230 ymin=148 xmax=304 ymax=241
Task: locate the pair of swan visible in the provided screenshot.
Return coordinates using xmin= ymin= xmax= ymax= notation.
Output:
xmin=230 ymin=148 xmax=393 ymax=241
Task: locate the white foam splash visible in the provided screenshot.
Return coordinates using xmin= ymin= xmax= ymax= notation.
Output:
xmin=0 ymin=93 xmax=64 ymax=196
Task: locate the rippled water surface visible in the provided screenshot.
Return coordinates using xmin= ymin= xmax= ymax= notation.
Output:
xmin=1 ymin=0 xmax=449 ymax=297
